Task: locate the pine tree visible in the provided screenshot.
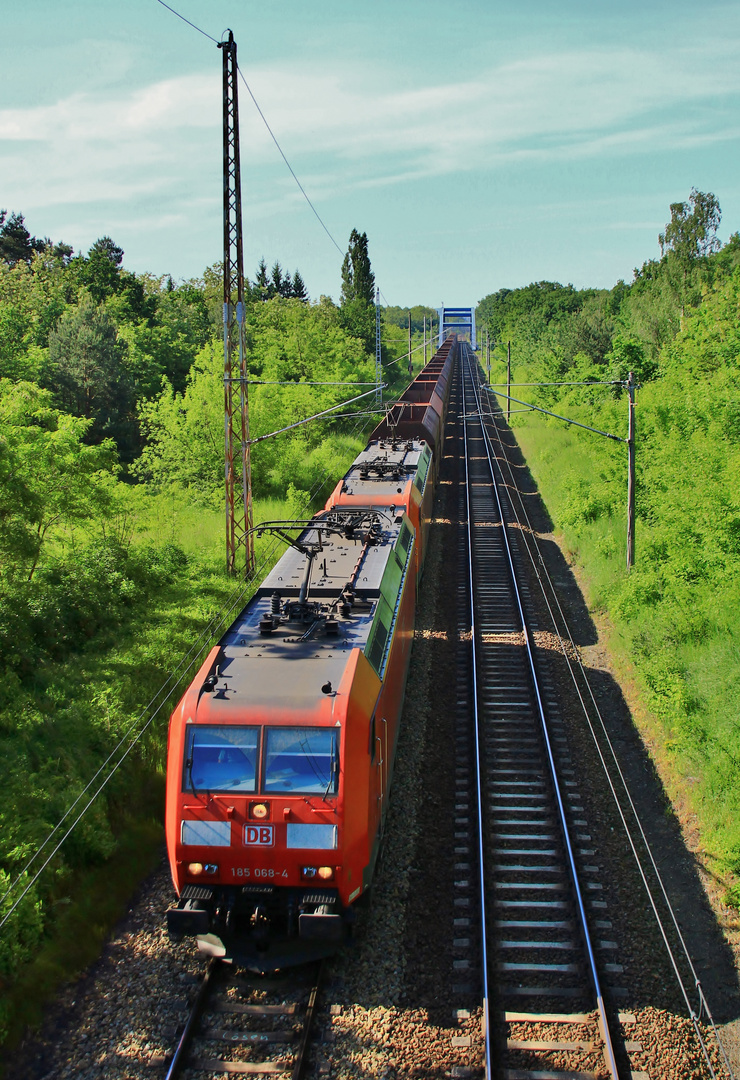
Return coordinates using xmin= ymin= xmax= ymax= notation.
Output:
xmin=291 ymin=270 xmax=308 ymax=303
xmin=255 ymin=258 xmax=270 ymax=300
xmin=271 ymin=261 xmax=285 ymax=298
xmin=0 ymin=210 xmax=46 ymax=266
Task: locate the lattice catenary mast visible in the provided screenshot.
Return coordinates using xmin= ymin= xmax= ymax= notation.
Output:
xmin=219 ymin=31 xmax=255 ymax=577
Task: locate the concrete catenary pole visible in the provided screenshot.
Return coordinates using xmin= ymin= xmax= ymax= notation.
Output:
xmin=406 ymin=313 xmax=412 ymax=375
xmin=626 ymin=371 xmax=636 ymax=569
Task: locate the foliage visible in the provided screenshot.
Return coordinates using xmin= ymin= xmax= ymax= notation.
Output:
xmin=0 ymin=379 xmax=119 ymax=580
xmin=47 ymin=294 xmax=134 ymax=451
xmin=250 ymin=258 xmax=309 ymax=302
xmin=340 ymin=229 xmax=376 ymax=350
xmin=659 ymin=188 xmax=721 ymax=261
xmin=487 ymin=216 xmax=740 ymax=887
xmin=0 ymin=210 xmax=49 ymax=266
xmin=383 ymin=305 xmax=437 ymax=335
xmin=0 ymin=535 xmax=226 ymax=1042
xmin=340 ymin=229 xmax=375 ymax=307
xmin=0 ymin=220 xmax=220 ymax=460
xmin=136 ymin=296 xmax=374 ymax=501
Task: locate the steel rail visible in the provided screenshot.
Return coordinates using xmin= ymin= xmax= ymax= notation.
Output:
xmin=461 ymin=343 xmax=620 ymax=1079
xmin=291 ymin=961 xmax=324 ymax=1080
xmin=162 ymin=959 xmax=323 ymax=1079
xmin=164 ymin=957 xmax=221 ymax=1080
xmin=461 ymin=350 xmax=493 ymax=1080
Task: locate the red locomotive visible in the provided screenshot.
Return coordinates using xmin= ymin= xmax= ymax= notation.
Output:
xmin=165 ymin=336 xmax=457 ymax=971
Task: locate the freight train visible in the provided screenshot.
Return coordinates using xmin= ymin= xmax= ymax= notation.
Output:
xmin=165 ymin=336 xmax=457 ymax=971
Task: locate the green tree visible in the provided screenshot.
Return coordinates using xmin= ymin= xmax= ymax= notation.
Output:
xmin=250 ymin=260 xmax=308 ymax=302
xmin=659 ymin=188 xmax=721 ymax=262
xmin=0 ymin=380 xmax=118 ymax=579
xmin=340 ymin=229 xmax=375 ymax=307
xmin=73 ymin=237 xmax=124 ymax=303
xmin=0 ymin=211 xmax=46 ymax=267
xmin=47 ymin=294 xmax=133 ymax=451
xmin=291 ymin=270 xmax=308 ymax=303
xmin=271 ymin=261 xmax=286 ymax=297
xmin=254 ymin=258 xmax=270 ymax=300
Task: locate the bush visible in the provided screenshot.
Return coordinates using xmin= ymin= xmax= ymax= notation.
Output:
xmin=0 ymin=539 xmax=188 ymax=674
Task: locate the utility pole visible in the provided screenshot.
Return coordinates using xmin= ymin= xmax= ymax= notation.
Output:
xmin=423 ymin=315 xmax=427 ymax=366
xmin=486 ymin=328 xmax=491 ymax=384
xmin=506 ymin=341 xmax=511 ymax=423
xmin=219 ymin=30 xmax=254 ymax=578
xmin=626 ymin=371 xmax=636 ymax=569
xmin=375 ymin=288 xmax=382 ymax=405
xmin=406 ymin=313 xmax=412 ymax=375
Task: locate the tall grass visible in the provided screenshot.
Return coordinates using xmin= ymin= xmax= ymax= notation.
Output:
xmin=512 ymin=408 xmax=740 ymax=898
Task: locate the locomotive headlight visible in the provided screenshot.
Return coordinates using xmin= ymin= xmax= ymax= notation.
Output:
xmin=204 ymin=864 xmax=219 ymax=875
xmin=250 ymin=802 xmax=269 ymax=820
xmin=301 ymin=866 xmax=317 ymax=879
xmin=188 ymin=862 xmax=204 ymax=875
xmin=317 ymin=866 xmax=334 ymax=880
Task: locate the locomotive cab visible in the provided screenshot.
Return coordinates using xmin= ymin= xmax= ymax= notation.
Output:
xmin=167 ymin=714 xmax=348 ymax=969
xmin=165 ymin=505 xmax=414 ymax=972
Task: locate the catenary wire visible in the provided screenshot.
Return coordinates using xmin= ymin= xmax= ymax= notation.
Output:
xmin=152 ymin=0 xmax=345 ymax=260
xmin=488 ymin=380 xmax=622 ymax=387
xmin=485 ymin=385 xmax=627 ymax=442
xmin=154 ymin=0 xmax=218 ymax=43
xmin=235 ymin=64 xmax=345 ymax=258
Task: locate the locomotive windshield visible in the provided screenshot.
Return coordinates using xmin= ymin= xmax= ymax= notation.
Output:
xmin=184 ymin=726 xmax=259 ymax=793
xmin=263 ymin=727 xmax=339 ymax=795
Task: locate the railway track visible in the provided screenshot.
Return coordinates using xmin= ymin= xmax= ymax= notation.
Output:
xmin=158 ymin=958 xmax=323 ymax=1078
xmin=458 ymin=344 xmax=631 ymax=1080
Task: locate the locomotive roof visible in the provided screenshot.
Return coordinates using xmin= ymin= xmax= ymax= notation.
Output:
xmin=195 ymin=508 xmax=408 ymax=719
xmin=336 ymin=439 xmax=429 ymax=502
xmin=258 ymin=505 xmax=406 ymax=598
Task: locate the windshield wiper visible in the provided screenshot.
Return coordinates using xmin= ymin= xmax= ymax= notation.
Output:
xmin=186 ymin=755 xmax=198 ymax=795
xmin=323 ymin=737 xmax=338 ymax=802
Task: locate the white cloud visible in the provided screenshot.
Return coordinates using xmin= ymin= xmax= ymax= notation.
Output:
xmin=0 ymin=74 xmax=219 ymax=142
xmin=1 ymin=37 xmax=738 ymax=224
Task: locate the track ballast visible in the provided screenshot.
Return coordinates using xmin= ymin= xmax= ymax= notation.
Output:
xmin=458 ymin=343 xmax=631 ymax=1079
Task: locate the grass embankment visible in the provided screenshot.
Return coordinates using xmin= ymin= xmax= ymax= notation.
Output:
xmin=0 ymin=492 xmax=299 ymax=1048
xmin=510 ymin=407 xmax=740 ymax=906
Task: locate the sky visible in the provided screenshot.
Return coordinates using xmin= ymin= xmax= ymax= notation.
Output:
xmin=1 ymin=0 xmax=739 ymax=307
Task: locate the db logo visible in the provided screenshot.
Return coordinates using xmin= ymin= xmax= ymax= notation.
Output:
xmin=245 ymin=825 xmax=274 ymax=846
